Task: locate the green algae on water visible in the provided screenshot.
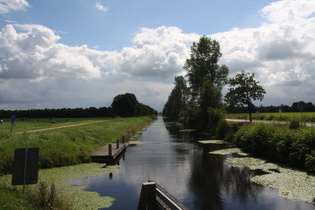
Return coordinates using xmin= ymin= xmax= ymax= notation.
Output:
xmin=209 ymin=148 xmax=243 ymax=155
xmin=39 ymin=163 xmax=119 ymax=209
xmin=198 ymin=140 xmax=226 ymax=144
xmin=226 ymin=156 xmax=315 ymax=203
xmin=0 ymin=163 xmax=119 ymax=209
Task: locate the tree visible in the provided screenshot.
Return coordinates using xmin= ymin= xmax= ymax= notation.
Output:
xmin=182 ymin=36 xmax=229 ymax=131
xmin=162 ymin=76 xmax=188 ymax=121
xmin=184 ymin=36 xmax=229 ymax=97
xmin=225 ymin=70 xmax=266 ymax=122
xmin=111 ymin=93 xmax=140 ymax=117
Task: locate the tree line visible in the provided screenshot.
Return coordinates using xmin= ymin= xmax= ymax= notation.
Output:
xmin=0 ymin=93 xmax=157 ymax=119
xmin=227 ymin=101 xmax=315 ymax=113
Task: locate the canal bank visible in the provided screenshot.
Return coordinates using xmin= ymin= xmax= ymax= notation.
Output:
xmin=68 ymin=116 xmax=314 ymax=209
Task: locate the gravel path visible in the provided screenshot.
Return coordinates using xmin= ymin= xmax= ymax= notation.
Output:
xmin=16 ymin=121 xmax=102 ymax=134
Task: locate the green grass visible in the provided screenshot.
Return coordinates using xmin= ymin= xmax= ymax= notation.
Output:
xmin=0 ymin=116 xmax=155 ymax=174
xmin=0 ymin=117 xmax=107 ymax=133
xmin=0 ymin=116 xmax=155 ymax=209
xmin=227 ymin=112 xmax=315 ymax=122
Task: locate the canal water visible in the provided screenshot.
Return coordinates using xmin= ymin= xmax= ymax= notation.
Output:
xmin=68 ymin=117 xmax=314 ymax=209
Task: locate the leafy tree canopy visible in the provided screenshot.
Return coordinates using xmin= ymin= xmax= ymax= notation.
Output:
xmin=184 ymin=36 xmax=229 ymax=96
xmin=225 ymin=70 xmax=266 ymax=122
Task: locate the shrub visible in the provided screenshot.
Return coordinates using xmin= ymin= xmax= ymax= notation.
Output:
xmin=289 ymin=119 xmax=300 ymax=129
xmin=234 ymin=122 xmax=315 ymax=173
xmin=32 ymin=182 xmax=70 ymax=209
xmin=216 ymin=119 xmax=228 ymax=139
xmin=266 ymin=114 xmax=275 ymax=120
xmin=305 ymin=151 xmax=315 ymax=173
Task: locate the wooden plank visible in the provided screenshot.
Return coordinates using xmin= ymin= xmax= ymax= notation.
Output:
xmin=137 ymin=182 xmax=156 ymax=210
xmin=90 ymin=143 xmax=129 ymax=163
xmin=148 ymin=180 xmax=189 ymax=210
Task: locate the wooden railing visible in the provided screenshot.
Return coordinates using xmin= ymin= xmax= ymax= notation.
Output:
xmin=138 ymin=180 xmax=189 ymax=210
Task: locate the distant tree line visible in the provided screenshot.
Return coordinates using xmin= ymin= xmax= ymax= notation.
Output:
xmin=227 ymin=101 xmax=315 ymax=113
xmin=0 ymin=93 xmax=157 ymax=119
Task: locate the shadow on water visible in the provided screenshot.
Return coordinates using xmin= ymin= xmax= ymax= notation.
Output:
xmin=67 ymin=116 xmax=314 ymax=210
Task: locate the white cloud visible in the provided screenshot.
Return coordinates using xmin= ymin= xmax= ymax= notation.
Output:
xmin=213 ymin=0 xmax=315 ymax=105
xmin=0 ymin=0 xmax=30 ymax=14
xmin=0 ymin=24 xmax=197 ymax=110
xmin=120 ymin=26 xmax=199 ymax=80
xmin=94 ymin=2 xmax=109 ymax=12
xmin=1 ymin=0 xmax=315 ymax=110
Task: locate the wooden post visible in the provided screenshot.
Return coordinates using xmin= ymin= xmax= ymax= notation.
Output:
xmin=116 ymin=138 xmax=119 ymax=149
xmin=122 ymin=136 xmax=125 ymax=144
xmin=108 ymin=144 xmax=112 ymax=156
xmin=138 ymin=182 xmax=156 ymax=210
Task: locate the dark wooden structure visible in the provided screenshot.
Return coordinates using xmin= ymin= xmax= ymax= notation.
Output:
xmin=90 ymin=138 xmax=128 ymax=163
xmin=138 ymin=180 xmax=189 ymax=210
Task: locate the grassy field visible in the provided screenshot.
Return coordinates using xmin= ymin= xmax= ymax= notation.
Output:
xmin=0 ymin=116 xmax=155 ymax=174
xmin=0 ymin=116 xmax=156 ymax=209
xmin=227 ymin=112 xmax=315 ymax=122
xmin=0 ymin=117 xmax=107 ymax=133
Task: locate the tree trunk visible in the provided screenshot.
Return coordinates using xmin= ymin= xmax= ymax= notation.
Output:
xmin=247 ymin=102 xmax=252 ymax=123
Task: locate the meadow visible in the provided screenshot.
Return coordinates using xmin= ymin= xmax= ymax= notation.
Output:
xmin=0 ymin=116 xmax=155 ymax=175
xmin=227 ymin=112 xmax=315 ymax=122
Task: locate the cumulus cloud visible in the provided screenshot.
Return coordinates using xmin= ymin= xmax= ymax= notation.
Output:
xmin=1 ymin=0 xmax=315 ymax=110
xmin=0 ymin=24 xmax=102 ymax=80
xmin=214 ymin=0 xmax=315 ymax=105
xmin=0 ymin=0 xmax=30 ymax=14
xmin=0 ymin=24 xmax=198 ymax=110
xmin=121 ymin=26 xmax=198 ymax=80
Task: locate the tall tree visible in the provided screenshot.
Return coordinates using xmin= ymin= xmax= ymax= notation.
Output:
xmin=181 ymin=36 xmax=229 ymax=131
xmin=162 ymin=76 xmax=188 ymax=121
xmin=225 ymin=70 xmax=266 ymax=122
xmin=184 ymin=36 xmax=229 ymax=97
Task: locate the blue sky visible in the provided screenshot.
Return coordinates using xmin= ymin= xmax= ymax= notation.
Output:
xmin=0 ymin=0 xmax=315 ymax=111
xmin=3 ymin=0 xmax=273 ymax=51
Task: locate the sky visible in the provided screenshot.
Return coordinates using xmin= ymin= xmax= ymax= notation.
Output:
xmin=0 ymin=0 xmax=315 ymax=112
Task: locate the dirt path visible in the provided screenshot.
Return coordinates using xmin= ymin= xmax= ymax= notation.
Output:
xmin=16 ymin=121 xmax=103 ymax=134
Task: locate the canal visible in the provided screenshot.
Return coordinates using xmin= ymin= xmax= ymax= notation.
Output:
xmin=68 ymin=116 xmax=314 ymax=209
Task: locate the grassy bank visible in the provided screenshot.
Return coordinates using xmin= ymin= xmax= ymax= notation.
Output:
xmin=0 ymin=116 xmax=155 ymax=209
xmin=0 ymin=116 xmax=155 ymax=175
xmin=227 ymin=112 xmax=315 ymax=122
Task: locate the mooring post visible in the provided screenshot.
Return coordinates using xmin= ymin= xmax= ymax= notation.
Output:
xmin=138 ymin=182 xmax=156 ymax=210
xmin=116 ymin=138 xmax=119 ymax=149
xmin=108 ymin=144 xmax=112 ymax=156
xmin=122 ymin=136 xmax=125 ymax=144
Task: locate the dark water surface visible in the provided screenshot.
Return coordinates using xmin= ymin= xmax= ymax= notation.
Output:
xmin=68 ymin=117 xmax=314 ymax=210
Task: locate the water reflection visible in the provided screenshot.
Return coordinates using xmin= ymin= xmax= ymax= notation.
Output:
xmin=67 ymin=117 xmax=314 ymax=210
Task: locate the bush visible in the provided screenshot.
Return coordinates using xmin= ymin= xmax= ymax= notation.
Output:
xmin=216 ymin=119 xmax=228 ymax=139
xmin=234 ymin=123 xmax=275 ymax=157
xmin=289 ymin=119 xmax=300 ymax=129
xmin=233 ymin=123 xmax=315 ymax=173
xmin=305 ymin=151 xmax=315 ymax=173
